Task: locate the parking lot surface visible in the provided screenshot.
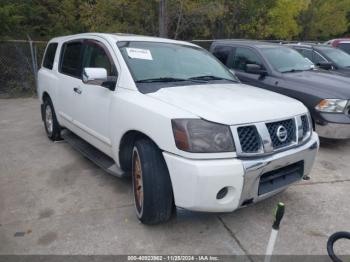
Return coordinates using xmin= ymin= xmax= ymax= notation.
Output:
xmin=0 ymin=98 xmax=349 ymax=256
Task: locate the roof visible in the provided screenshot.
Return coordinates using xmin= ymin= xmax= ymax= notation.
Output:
xmin=48 ymin=32 xmax=197 ymax=47
xmin=286 ymin=43 xmax=335 ymax=50
xmin=212 ymin=39 xmax=283 ymax=49
xmin=329 ymin=38 xmax=350 ymax=42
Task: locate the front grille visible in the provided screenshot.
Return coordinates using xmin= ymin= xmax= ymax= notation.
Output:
xmin=301 ymin=115 xmax=309 ymax=136
xmin=237 ymin=126 xmax=261 ymax=153
xmin=266 ymin=119 xmax=296 ymax=149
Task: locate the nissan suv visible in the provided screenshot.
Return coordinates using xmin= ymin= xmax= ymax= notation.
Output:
xmin=38 ymin=33 xmax=319 ymax=224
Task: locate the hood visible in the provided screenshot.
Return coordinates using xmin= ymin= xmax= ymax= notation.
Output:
xmin=334 ymin=68 xmax=350 ymax=77
xmin=147 ymin=83 xmax=307 ymax=125
xmin=283 ymin=70 xmax=350 ymax=98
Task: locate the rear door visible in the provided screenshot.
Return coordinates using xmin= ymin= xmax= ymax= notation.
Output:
xmin=57 ymin=40 xmax=84 ymax=124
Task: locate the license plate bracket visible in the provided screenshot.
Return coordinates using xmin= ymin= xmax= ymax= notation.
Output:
xmin=258 ymin=161 xmax=304 ymax=195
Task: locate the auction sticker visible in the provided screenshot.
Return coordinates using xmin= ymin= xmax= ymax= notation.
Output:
xmin=126 ymin=48 xmax=153 ymax=60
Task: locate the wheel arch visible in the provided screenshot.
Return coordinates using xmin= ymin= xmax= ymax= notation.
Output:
xmin=118 ymin=130 xmax=162 ymax=172
xmin=41 ymin=92 xmax=51 ymax=121
xmin=42 ymin=91 xmax=51 ymax=102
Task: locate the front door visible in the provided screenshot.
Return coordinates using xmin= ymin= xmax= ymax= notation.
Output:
xmin=227 ymin=46 xmax=277 ymax=89
xmin=74 ymin=38 xmax=119 ymax=155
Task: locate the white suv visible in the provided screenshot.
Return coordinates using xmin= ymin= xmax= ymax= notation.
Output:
xmin=38 ymin=33 xmax=319 ymax=224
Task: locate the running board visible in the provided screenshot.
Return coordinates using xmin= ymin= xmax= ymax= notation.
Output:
xmin=61 ymin=131 xmax=126 ymax=178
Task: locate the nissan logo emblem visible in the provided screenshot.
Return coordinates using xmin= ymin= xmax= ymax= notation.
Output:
xmin=276 ymin=125 xmax=288 ymax=142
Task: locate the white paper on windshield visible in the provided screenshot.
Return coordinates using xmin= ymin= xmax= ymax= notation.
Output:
xmin=126 ymin=48 xmax=153 ymax=60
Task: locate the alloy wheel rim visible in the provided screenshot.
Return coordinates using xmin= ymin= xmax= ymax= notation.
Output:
xmin=45 ymin=105 xmax=53 ymax=134
xmin=132 ymin=150 xmax=143 ymax=214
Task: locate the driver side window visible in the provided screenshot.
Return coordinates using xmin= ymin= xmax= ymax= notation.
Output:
xmin=83 ymin=40 xmax=117 ymax=77
xmin=231 ymin=47 xmax=264 ymax=71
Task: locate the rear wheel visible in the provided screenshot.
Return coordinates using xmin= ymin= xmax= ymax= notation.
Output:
xmin=43 ymin=98 xmax=61 ymax=141
xmin=132 ymin=139 xmax=174 ymax=224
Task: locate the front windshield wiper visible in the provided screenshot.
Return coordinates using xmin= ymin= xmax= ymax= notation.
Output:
xmin=189 ymin=75 xmax=238 ymax=82
xmin=136 ymin=77 xmax=188 ymax=83
xmin=281 ymin=69 xmax=306 ymax=73
xmin=136 ymin=77 xmax=206 ymax=83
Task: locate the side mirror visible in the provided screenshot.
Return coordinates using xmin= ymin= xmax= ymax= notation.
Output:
xmin=316 ymin=61 xmax=333 ymax=70
xmin=83 ymin=67 xmax=108 ymax=85
xmin=245 ymin=64 xmax=267 ymax=75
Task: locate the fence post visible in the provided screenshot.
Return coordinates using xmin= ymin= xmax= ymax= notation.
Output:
xmin=27 ymin=35 xmax=38 ymax=92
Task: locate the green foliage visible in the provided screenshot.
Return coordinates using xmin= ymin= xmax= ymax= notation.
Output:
xmin=167 ymin=0 xmax=225 ymax=39
xmin=79 ymin=0 xmax=158 ymax=35
xmin=0 ymin=0 xmax=349 ymax=41
xmin=222 ymin=0 xmax=277 ymax=39
xmin=264 ymin=0 xmax=309 ymax=40
xmin=301 ymin=0 xmax=350 ymax=40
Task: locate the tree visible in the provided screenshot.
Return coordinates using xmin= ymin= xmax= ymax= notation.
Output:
xmin=159 ymin=0 xmax=168 ymax=37
xmin=167 ymin=0 xmax=225 ymax=39
xmin=79 ymin=0 xmax=158 ymax=36
xmin=300 ymin=0 xmax=350 ymax=40
xmin=1 ymin=0 xmax=350 ymax=41
xmin=220 ymin=0 xmax=277 ymax=39
xmin=263 ymin=0 xmax=309 ymax=40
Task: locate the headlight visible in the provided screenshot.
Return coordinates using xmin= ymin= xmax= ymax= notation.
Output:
xmin=171 ymin=119 xmax=235 ymax=153
xmin=315 ymin=99 xmax=348 ymax=113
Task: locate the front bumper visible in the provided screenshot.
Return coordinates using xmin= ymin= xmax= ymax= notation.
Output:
xmin=316 ymin=122 xmax=350 ymax=139
xmin=315 ymin=112 xmax=350 ymax=139
xmin=163 ymin=132 xmax=319 ymax=212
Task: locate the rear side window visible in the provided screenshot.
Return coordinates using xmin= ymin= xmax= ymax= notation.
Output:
xmin=43 ymin=43 xmax=58 ymax=70
xmin=300 ymin=49 xmax=313 ymax=62
xmin=338 ymin=43 xmax=350 ymax=54
xmin=60 ymin=41 xmax=83 ymax=78
xmin=212 ymin=45 xmax=232 ymax=65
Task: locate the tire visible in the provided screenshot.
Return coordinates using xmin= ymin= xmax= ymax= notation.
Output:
xmin=43 ymin=97 xmax=61 ymax=141
xmin=131 ymin=138 xmax=174 ymax=224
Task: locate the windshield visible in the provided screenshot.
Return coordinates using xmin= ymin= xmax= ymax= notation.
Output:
xmin=117 ymin=41 xmax=238 ymax=83
xmin=261 ymin=46 xmax=314 ymax=73
xmin=317 ymin=46 xmax=350 ymax=68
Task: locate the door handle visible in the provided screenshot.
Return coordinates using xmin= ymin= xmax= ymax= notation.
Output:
xmin=73 ymin=87 xmax=82 ymax=94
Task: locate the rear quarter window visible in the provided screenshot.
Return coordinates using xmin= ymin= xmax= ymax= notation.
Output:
xmin=42 ymin=43 xmax=58 ymax=70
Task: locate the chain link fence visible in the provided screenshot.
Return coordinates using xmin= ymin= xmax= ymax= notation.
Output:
xmin=0 ymin=40 xmax=47 ymax=98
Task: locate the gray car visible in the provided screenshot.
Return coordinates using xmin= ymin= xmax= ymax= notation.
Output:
xmin=286 ymin=43 xmax=350 ymax=77
xmin=204 ymin=40 xmax=350 ymax=139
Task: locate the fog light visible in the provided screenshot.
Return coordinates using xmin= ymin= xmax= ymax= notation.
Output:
xmin=216 ymin=187 xmax=228 ymax=200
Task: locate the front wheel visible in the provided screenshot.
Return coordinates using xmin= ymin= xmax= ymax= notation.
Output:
xmin=132 ymin=139 xmax=174 ymax=224
xmin=43 ymin=98 xmax=61 ymax=141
